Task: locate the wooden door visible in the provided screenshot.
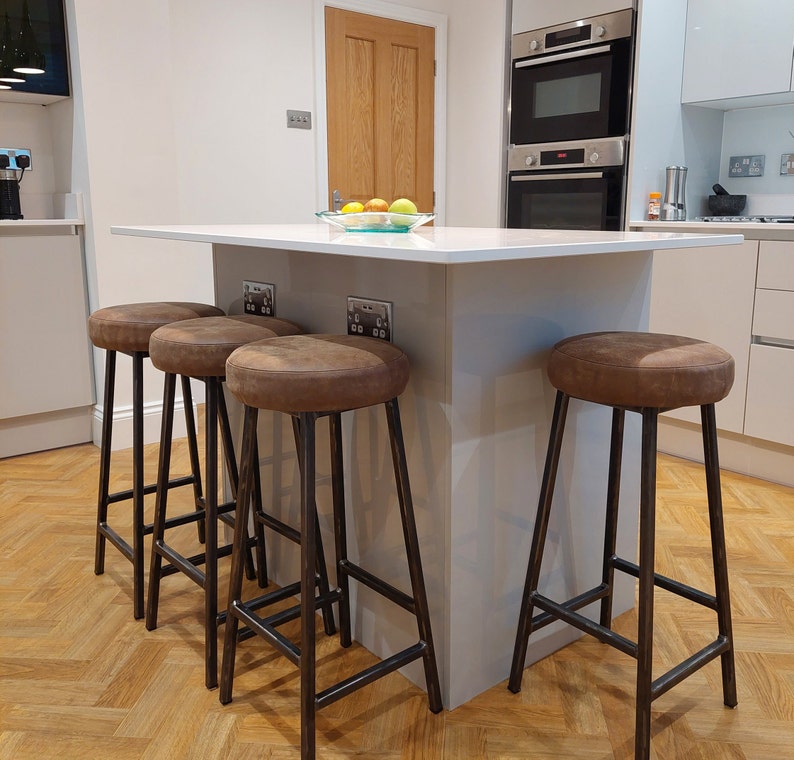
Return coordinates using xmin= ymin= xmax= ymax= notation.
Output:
xmin=325 ymin=7 xmax=435 ymax=213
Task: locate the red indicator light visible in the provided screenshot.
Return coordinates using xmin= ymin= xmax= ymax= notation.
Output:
xmin=557 ymin=152 xmax=567 ymax=158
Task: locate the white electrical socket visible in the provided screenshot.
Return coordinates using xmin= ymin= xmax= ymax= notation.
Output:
xmin=243 ymin=280 xmax=275 ymax=316
xmin=0 ymin=148 xmax=32 ymax=170
xmin=347 ymin=296 xmax=392 ymax=342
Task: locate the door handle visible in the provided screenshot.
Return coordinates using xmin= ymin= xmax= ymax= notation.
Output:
xmin=514 ymin=44 xmax=611 ymax=68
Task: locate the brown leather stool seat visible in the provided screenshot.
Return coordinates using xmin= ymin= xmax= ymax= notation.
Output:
xmin=510 ymin=331 xmax=738 ymax=760
xmin=88 ymin=301 xmax=225 ymax=620
xmin=548 ymin=331 xmax=735 ymax=410
xmin=219 ymin=334 xmax=442 ymax=760
xmin=145 ymin=314 xmax=331 ymax=690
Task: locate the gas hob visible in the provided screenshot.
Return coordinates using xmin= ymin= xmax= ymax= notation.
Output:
xmin=696 ymin=215 xmax=794 ymax=223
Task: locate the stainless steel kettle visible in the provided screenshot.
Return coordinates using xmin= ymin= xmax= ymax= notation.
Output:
xmin=661 ymin=165 xmax=687 ymax=221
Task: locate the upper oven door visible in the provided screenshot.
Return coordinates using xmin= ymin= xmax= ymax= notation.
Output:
xmin=510 ymin=37 xmax=633 ymax=145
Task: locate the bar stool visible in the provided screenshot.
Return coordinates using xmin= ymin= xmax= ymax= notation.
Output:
xmin=145 ymin=314 xmax=336 ymax=690
xmin=219 ymin=334 xmax=443 ymax=760
xmin=89 ymin=301 xmax=225 ymax=619
xmin=509 ymin=331 xmax=738 ymax=760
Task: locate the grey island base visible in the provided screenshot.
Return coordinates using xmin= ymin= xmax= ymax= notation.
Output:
xmin=111 ymin=223 xmax=742 ymax=710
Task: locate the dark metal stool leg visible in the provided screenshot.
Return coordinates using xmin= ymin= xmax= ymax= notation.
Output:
xmin=329 ymin=412 xmax=352 ymax=647
xmin=635 ymin=408 xmax=658 ymax=760
xmin=600 ymin=407 xmax=625 ymax=629
xmin=217 ymin=385 xmax=258 ymax=583
xmin=94 ymin=349 xmax=116 ymax=576
xmin=205 ymin=378 xmax=220 ymax=690
xmin=146 ymin=371 xmax=178 ymax=631
xmin=131 ymin=351 xmax=146 ymax=620
xmin=181 ymin=375 xmax=206 ymax=544
xmin=299 ymin=411 xmax=318 ymax=760
xmin=292 ymin=416 xmax=337 ymax=636
xmin=384 ymin=398 xmax=443 ymax=713
xmin=701 ymin=403 xmax=738 ymax=708
xmin=219 ymin=405 xmax=259 ymax=705
xmin=509 ymin=390 xmax=570 ymax=693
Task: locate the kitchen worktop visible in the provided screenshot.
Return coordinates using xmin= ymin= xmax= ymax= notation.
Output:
xmin=631 ymin=219 xmax=794 ymax=240
xmin=111 ymin=223 xmax=743 ymax=264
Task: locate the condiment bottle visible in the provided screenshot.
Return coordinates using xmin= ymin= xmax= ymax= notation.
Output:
xmin=648 ymin=192 xmax=661 ymax=221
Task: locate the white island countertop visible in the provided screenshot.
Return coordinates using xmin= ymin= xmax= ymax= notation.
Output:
xmin=111 ymin=223 xmax=743 ymax=264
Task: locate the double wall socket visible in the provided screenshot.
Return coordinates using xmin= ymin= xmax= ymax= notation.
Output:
xmin=243 ymin=280 xmax=275 ymax=316
xmin=728 ymin=154 xmax=765 ymax=177
xmin=0 ymin=148 xmax=32 ymax=170
xmin=347 ymin=297 xmax=392 ymax=342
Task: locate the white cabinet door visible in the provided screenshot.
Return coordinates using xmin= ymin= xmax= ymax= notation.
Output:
xmin=0 ymin=234 xmax=94 ymax=419
xmin=649 ymin=240 xmax=758 ymax=433
xmin=682 ymin=0 xmax=794 ymax=103
xmin=745 ymin=344 xmax=794 ymax=447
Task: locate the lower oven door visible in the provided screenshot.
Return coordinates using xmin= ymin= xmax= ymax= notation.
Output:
xmin=506 ymin=168 xmax=625 ymax=231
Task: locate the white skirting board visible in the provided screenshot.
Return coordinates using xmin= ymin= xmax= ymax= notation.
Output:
xmin=0 ymin=406 xmax=93 ymax=459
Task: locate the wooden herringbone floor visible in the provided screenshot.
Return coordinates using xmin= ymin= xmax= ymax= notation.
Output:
xmin=1 ymin=431 xmax=793 ymax=759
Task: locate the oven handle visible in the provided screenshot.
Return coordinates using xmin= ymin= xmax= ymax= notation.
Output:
xmin=510 ymin=172 xmax=606 ymax=181
xmin=514 ymin=44 xmax=611 ymax=68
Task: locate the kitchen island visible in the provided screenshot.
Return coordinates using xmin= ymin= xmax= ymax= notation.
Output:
xmin=111 ymin=223 xmax=742 ymax=709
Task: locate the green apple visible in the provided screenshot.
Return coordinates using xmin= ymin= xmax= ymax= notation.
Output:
xmin=388 ymin=198 xmax=418 ymax=214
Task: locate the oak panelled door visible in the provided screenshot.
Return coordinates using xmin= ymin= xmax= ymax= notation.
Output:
xmin=325 ymin=6 xmax=435 ymax=214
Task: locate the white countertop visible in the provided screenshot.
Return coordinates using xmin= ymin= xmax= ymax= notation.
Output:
xmin=631 ymin=219 xmax=794 ymax=241
xmin=0 ymin=218 xmax=83 ymax=229
xmin=111 ymin=223 xmax=743 ymax=265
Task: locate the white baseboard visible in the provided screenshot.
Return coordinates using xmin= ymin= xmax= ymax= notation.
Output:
xmin=658 ymin=417 xmax=794 ymax=488
xmin=0 ymin=406 xmax=93 ymax=458
xmin=92 ymin=398 xmax=195 ymax=451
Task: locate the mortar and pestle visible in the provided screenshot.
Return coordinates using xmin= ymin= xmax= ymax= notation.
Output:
xmin=708 ymin=183 xmax=747 ymax=216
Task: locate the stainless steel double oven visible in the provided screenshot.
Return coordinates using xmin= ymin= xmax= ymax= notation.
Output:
xmin=506 ymin=9 xmax=635 ymax=231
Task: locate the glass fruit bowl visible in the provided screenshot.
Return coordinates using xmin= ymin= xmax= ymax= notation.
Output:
xmin=316 ymin=210 xmax=435 ymax=233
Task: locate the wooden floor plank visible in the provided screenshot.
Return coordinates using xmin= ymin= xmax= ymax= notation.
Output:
xmin=1 ymin=432 xmax=793 ymax=758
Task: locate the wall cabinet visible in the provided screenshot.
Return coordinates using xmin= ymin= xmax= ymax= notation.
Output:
xmin=681 ymin=0 xmax=794 ymax=106
xmin=0 ymin=228 xmax=94 ymax=456
xmin=744 ymin=241 xmax=794 ymax=446
xmin=649 ymin=239 xmax=758 ymax=433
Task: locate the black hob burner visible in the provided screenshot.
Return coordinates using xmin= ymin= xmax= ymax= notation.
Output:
xmin=697 ymin=215 xmax=794 ymax=223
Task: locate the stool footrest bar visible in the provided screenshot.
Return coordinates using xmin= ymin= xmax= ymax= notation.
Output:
xmin=651 ymin=636 xmax=731 ymax=701
xmin=257 ymin=511 xmax=301 ymax=545
xmin=97 ymin=523 xmax=133 ymax=563
xmin=340 ymin=560 xmax=415 ymax=613
xmin=315 ymin=642 xmax=427 ymax=710
xmin=532 ymin=592 xmax=638 ymax=657
xmin=528 ymin=583 xmax=610 ymax=631
xmin=229 ymin=601 xmax=301 ymax=666
xmin=612 ymin=557 xmax=719 ymax=610
xmin=106 ymin=474 xmax=196 ymax=505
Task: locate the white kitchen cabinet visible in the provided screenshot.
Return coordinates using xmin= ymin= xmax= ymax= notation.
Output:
xmin=0 ymin=228 xmax=94 ymax=456
xmin=744 ymin=240 xmax=794 ymax=445
xmin=649 ymin=240 xmax=758 ymax=433
xmin=681 ymin=0 xmax=794 ymax=105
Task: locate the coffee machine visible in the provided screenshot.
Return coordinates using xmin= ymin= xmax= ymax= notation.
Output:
xmin=0 ymin=153 xmax=28 ymax=220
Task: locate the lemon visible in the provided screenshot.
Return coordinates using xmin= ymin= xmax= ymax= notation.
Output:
xmin=341 ymin=201 xmax=364 ymax=214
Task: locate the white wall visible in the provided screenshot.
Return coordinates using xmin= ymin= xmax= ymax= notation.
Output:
xmin=59 ymin=0 xmax=509 ymax=444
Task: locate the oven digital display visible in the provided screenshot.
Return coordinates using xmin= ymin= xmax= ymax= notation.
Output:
xmin=540 ymin=149 xmax=585 ymax=166
xmin=546 ymin=24 xmax=591 ymax=49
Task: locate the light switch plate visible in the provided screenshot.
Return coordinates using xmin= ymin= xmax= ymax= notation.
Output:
xmin=728 ymin=154 xmax=765 ymax=177
xmin=286 ymin=110 xmax=312 ymax=130
xmin=780 ymin=154 xmax=794 ymax=175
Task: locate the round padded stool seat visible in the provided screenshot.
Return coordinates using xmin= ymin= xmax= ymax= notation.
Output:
xmin=226 ymin=334 xmax=410 ymax=413
xmin=149 ymin=315 xmax=303 ymax=378
xmin=88 ymin=302 xmax=225 ymax=353
xmin=548 ymin=331 xmax=735 ymax=410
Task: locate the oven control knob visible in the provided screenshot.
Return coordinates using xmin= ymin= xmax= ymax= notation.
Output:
xmin=525 ymin=155 xmax=536 ymax=166
xmin=590 ymin=152 xmax=600 ymax=163
xmin=595 ymin=25 xmax=606 ymax=38
xmin=529 ymin=39 xmax=539 ymax=51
